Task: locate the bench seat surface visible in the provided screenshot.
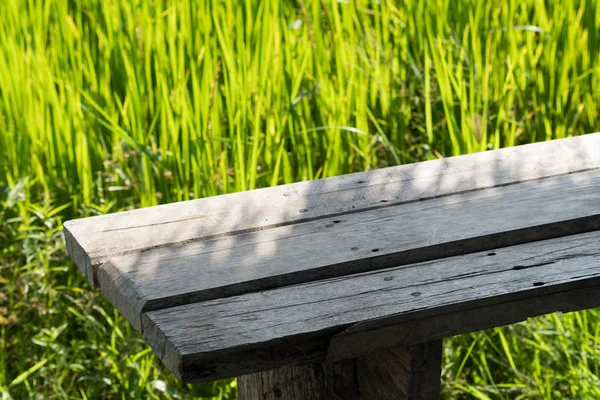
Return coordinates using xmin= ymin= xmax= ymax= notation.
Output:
xmin=63 ymin=133 xmax=600 ymax=382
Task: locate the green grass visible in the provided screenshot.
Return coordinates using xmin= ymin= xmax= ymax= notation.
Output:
xmin=0 ymin=0 xmax=599 ymax=398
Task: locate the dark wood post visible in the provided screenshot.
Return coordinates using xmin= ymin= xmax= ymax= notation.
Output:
xmin=237 ymin=340 xmax=443 ymax=400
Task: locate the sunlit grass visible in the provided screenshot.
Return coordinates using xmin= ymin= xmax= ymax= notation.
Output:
xmin=1 ymin=0 xmax=599 ymax=398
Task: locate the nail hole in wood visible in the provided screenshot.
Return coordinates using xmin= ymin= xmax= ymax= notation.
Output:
xmin=299 ymin=208 xmax=308 ymax=213
xmin=351 ymin=247 xmax=359 ymax=251
xmin=384 ymin=276 xmax=393 ymax=282
xmin=487 ymin=252 xmax=496 ymax=256
xmin=371 ymin=248 xmax=379 ymax=252
xmin=357 ymin=180 xmax=366 ymax=184
xmin=533 ymin=282 xmax=545 ymax=287
xmin=380 ymin=200 xmax=388 ymax=203
xmin=313 ymin=364 xmax=325 ymax=378
xmin=412 ymin=292 xmax=421 ymax=297
xmin=333 ymin=220 xmax=341 ymax=224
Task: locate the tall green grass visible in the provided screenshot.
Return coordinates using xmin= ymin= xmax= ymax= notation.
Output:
xmin=2 ymin=0 xmax=599 ymax=209
xmin=1 ymin=0 xmax=599 ymax=398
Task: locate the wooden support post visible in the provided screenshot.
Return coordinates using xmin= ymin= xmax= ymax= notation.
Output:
xmin=237 ymin=341 xmax=443 ymax=400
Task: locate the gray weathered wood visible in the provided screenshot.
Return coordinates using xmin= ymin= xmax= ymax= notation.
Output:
xmin=237 ymin=341 xmax=442 ymax=400
xmin=328 ymin=279 xmax=600 ymax=363
xmin=141 ymin=230 xmax=600 ymax=381
xmin=98 ymin=169 xmax=600 ymax=331
xmin=237 ymin=358 xmax=359 ymax=400
xmin=64 ymin=133 xmax=600 ymax=283
xmin=357 ymin=341 xmax=443 ymax=400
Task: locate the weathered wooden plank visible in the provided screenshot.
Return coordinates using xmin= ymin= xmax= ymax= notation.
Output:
xmin=98 ymin=169 xmax=600 ymax=331
xmin=141 ymin=230 xmax=600 ymax=382
xmin=64 ymin=133 xmax=600 ymax=283
xmin=237 ymin=341 xmax=442 ymax=400
xmin=327 ymin=281 xmax=600 ymax=363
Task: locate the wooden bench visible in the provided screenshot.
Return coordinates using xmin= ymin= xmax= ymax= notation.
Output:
xmin=64 ymin=133 xmax=600 ymax=399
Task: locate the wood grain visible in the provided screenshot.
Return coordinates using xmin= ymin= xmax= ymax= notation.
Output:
xmin=237 ymin=359 xmax=359 ymax=400
xmin=141 ymin=230 xmax=600 ymax=381
xmin=328 ymin=281 xmax=600 ymax=363
xmin=99 ymin=169 xmax=600 ymax=331
xmin=64 ymin=133 xmax=600 ymax=283
xmin=357 ymin=341 xmax=443 ymax=400
xmin=236 ymin=341 xmax=442 ymax=400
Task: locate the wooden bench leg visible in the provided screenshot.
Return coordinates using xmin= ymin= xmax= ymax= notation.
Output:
xmin=237 ymin=340 xmax=443 ymax=400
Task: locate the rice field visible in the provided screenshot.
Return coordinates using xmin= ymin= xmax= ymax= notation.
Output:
xmin=1 ymin=0 xmax=600 ymax=398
